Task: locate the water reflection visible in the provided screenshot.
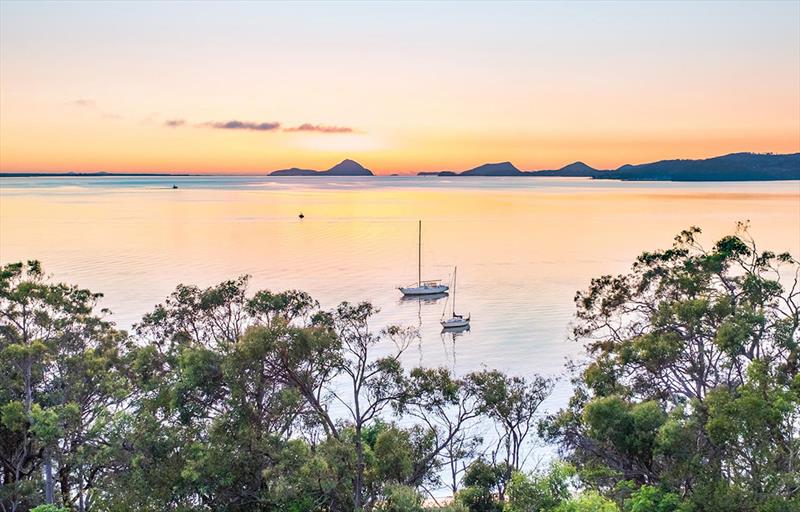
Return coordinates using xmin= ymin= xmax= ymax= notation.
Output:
xmin=0 ymin=176 xmax=797 ymax=412
xmin=398 ymin=292 xmax=449 ymax=304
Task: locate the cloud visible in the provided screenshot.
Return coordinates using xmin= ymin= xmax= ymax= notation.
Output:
xmin=284 ymin=123 xmax=355 ymax=134
xmin=70 ymin=98 xmax=95 ymax=107
xmin=206 ymin=120 xmax=281 ymax=131
xmin=164 ymin=118 xmax=356 ymax=134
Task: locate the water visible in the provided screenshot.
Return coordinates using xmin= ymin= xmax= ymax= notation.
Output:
xmin=1 ymin=175 xmax=799 ymax=416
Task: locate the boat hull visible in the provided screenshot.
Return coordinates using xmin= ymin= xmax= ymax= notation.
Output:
xmin=441 ymin=317 xmax=470 ymax=329
xmin=399 ymin=284 xmax=449 ymax=296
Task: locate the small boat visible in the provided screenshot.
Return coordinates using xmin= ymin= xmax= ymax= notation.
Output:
xmin=298 ymin=212 xmax=305 ymax=219
xmin=441 ymin=266 xmax=470 ymax=329
xmin=172 ymin=185 xmax=178 ymax=189
xmin=399 ymin=221 xmax=449 ymax=296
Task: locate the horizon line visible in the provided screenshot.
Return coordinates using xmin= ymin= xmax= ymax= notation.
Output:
xmin=1 ymin=150 xmax=798 ymax=177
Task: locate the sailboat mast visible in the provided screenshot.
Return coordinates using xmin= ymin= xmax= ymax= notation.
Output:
xmin=418 ymin=220 xmax=422 ymax=287
xmin=452 ymin=266 xmax=457 ymax=313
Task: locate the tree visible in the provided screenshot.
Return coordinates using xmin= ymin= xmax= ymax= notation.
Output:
xmin=457 ymin=459 xmax=507 ymax=512
xmin=505 ymin=462 xmax=576 ymax=512
xmin=466 ymin=370 xmax=553 ymax=501
xmin=544 ymin=225 xmax=800 ymax=510
xmin=121 ymin=278 xmax=488 ymax=511
xmin=268 ymin=301 xmax=479 ymax=510
xmin=114 ymin=277 xmax=332 ymax=511
xmin=395 ymin=367 xmax=485 ymax=496
xmin=0 ymin=261 xmax=131 ymax=512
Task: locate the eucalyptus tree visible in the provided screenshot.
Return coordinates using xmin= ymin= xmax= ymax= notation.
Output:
xmin=465 ymin=369 xmax=554 ymax=501
xmin=0 ymin=261 xmax=131 ymax=512
xmin=397 ymin=367 xmax=486 ymax=496
xmin=117 ymin=277 xmax=328 ymax=510
xmin=127 ymin=280 xmax=468 ymax=511
xmin=544 ymin=225 xmax=800 ymax=510
xmin=263 ymin=301 xmax=419 ymax=510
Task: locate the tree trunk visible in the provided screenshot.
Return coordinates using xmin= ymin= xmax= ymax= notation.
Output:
xmin=59 ymin=464 xmax=71 ymax=509
xmin=354 ymin=423 xmax=364 ymax=511
xmin=44 ymin=450 xmax=55 ymax=504
xmin=353 ymin=424 xmax=365 ymax=512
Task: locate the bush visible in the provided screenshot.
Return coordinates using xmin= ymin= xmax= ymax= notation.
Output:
xmin=377 ymin=484 xmax=424 ymax=512
xmin=623 ymin=485 xmax=686 ymax=512
xmin=456 ymin=486 xmax=501 ymax=512
xmin=31 ymin=506 xmax=70 ymax=512
xmin=556 ymin=491 xmax=619 ymax=512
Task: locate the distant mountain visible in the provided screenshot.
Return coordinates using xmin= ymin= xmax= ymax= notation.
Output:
xmin=597 ymin=152 xmax=800 ymax=181
xmin=270 ymin=159 xmax=373 ymax=176
xmin=418 ymin=160 xmax=591 ymax=177
xmin=460 ymin=162 xmax=522 ymax=176
xmin=268 ymin=167 xmax=320 ymax=176
xmin=324 ymin=159 xmax=373 ymax=176
xmin=413 ymin=153 xmax=800 ymax=180
xmin=527 ymin=161 xmax=605 ymax=177
xmin=418 ymin=171 xmax=457 ymax=176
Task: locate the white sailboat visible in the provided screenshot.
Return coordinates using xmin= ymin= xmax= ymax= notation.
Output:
xmin=399 ymin=221 xmax=449 ymax=296
xmin=441 ymin=266 xmax=470 ymax=329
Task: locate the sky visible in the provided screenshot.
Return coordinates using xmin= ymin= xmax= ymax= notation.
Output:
xmin=1 ymin=1 xmax=798 ymax=175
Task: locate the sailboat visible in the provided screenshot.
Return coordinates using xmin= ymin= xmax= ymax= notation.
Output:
xmin=399 ymin=221 xmax=449 ymax=296
xmin=441 ymin=266 xmax=470 ymax=329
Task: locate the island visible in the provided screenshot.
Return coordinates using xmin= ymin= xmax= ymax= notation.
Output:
xmin=416 ymin=160 xmax=604 ymax=177
xmin=415 ymin=153 xmax=799 ymax=181
xmin=269 ymin=159 xmax=373 ymax=176
xmin=527 ymin=161 xmax=604 ymax=177
xmin=460 ymin=161 xmax=523 ymax=176
xmin=596 ymin=152 xmax=800 ymax=181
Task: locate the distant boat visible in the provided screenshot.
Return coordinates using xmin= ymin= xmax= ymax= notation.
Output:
xmin=172 ymin=185 xmax=178 ymax=189
xmin=298 ymin=212 xmax=305 ymax=219
xmin=441 ymin=266 xmax=470 ymax=329
xmin=399 ymin=221 xmax=449 ymax=296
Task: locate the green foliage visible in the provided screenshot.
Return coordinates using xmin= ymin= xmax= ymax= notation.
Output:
xmin=374 ymin=427 xmax=415 ymax=483
xmin=3 ymin=226 xmax=796 ymax=512
xmin=376 ymin=484 xmax=424 ymax=512
xmin=30 ymin=505 xmax=70 ymax=512
xmin=544 ymin=226 xmax=800 ymax=511
xmin=505 ymin=462 xmax=576 ymax=512
xmin=1 ymin=260 xmax=131 ymax=511
xmin=456 ymin=485 xmax=501 ymax=512
xmin=556 ymin=492 xmax=620 ymax=512
xmin=622 ymin=485 xmax=685 ymax=512
xmin=427 ymin=503 xmax=469 ymax=512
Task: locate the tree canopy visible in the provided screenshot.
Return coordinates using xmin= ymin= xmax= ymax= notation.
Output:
xmin=2 ymin=224 xmax=798 ymax=511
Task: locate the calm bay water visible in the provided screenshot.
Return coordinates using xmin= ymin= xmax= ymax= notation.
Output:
xmin=2 ymin=176 xmax=799 ymax=415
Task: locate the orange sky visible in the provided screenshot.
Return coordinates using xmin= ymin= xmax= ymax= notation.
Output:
xmin=1 ymin=2 xmax=798 ymax=175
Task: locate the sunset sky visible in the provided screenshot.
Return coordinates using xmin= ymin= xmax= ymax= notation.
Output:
xmin=1 ymin=1 xmax=798 ymax=175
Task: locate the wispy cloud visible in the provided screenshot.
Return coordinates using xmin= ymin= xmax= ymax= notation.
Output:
xmin=70 ymin=98 xmax=96 ymax=107
xmin=206 ymin=120 xmax=281 ymax=131
xmin=284 ymin=123 xmax=354 ymax=134
xmin=164 ymin=118 xmax=357 ymax=134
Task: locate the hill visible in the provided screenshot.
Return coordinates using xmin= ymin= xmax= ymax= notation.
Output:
xmin=270 ymin=159 xmax=373 ymax=176
xmin=526 ymin=161 xmax=605 ymax=177
xmin=460 ymin=161 xmax=522 ymax=176
xmin=598 ymin=152 xmax=800 ymax=181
